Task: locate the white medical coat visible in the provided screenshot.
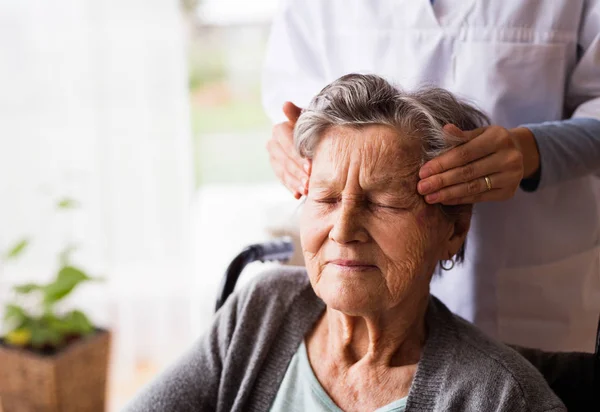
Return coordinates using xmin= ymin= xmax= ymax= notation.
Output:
xmin=262 ymin=0 xmax=600 ymax=352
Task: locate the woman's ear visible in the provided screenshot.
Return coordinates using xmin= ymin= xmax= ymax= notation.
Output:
xmin=445 ymin=206 xmax=472 ymax=258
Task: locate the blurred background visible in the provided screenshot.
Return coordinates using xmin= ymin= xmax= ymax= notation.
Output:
xmin=0 ymin=0 xmax=297 ymax=410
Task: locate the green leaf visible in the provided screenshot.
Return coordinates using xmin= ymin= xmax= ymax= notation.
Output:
xmin=42 ymin=313 xmax=72 ymax=335
xmin=41 ymin=310 xmax=94 ymax=338
xmin=5 ymin=238 xmax=29 ymax=260
xmin=3 ymin=304 xmax=27 ymax=325
xmin=56 ymin=197 xmax=79 ymax=210
xmin=64 ymin=310 xmax=94 ymax=335
xmin=13 ymin=283 xmax=43 ymax=294
xmin=29 ymin=322 xmax=63 ymax=349
xmin=43 ymin=266 xmax=92 ymax=305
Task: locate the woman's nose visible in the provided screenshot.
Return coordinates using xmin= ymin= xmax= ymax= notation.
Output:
xmin=328 ymin=201 xmax=369 ymax=244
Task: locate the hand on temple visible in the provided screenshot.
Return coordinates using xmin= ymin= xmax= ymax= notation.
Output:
xmin=266 ymin=102 xmax=310 ymax=199
xmin=417 ymin=124 xmax=540 ymax=205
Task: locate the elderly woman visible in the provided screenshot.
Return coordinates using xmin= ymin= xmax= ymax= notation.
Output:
xmin=126 ymin=74 xmax=567 ymax=412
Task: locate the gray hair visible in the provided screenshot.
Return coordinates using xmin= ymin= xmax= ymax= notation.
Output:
xmin=294 ymin=73 xmax=490 ymax=264
xmin=295 ymin=73 xmax=489 ymax=162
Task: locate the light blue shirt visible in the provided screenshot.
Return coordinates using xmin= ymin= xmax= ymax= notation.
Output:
xmin=523 ymin=117 xmax=600 ymax=191
xmin=270 ymin=341 xmax=407 ymax=412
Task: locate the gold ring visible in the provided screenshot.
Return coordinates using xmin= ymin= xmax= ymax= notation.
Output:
xmin=484 ymin=176 xmax=493 ymax=191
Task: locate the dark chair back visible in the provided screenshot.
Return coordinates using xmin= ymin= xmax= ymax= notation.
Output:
xmin=215 ymin=237 xmax=294 ymax=312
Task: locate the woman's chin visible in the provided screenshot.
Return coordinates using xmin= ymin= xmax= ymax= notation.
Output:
xmin=315 ymin=276 xmax=385 ymax=315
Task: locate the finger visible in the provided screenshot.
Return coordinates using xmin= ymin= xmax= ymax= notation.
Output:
xmin=442 ymin=189 xmax=508 ymax=205
xmin=424 ymin=173 xmax=511 ymax=204
xmin=303 ymin=161 xmax=312 ymax=191
xmin=273 ymin=158 xmax=302 ymax=198
xmin=276 ymin=153 xmax=308 ymax=191
xmin=269 ymin=140 xmax=309 ymax=194
xmin=275 ymin=122 xmax=309 ymax=168
xmin=418 ymin=152 xmax=504 ymax=195
xmin=304 ymin=160 xmax=312 ymax=175
xmin=419 ymin=128 xmax=498 ymax=179
xmin=443 ymin=124 xmax=487 ymax=141
xmin=282 ymin=101 xmax=302 ymax=124
xmin=442 ymin=124 xmax=467 ymax=140
xmin=283 ymin=169 xmax=306 ymax=198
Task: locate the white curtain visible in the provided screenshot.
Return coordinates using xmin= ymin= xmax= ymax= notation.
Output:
xmin=0 ymin=0 xmax=194 ymax=407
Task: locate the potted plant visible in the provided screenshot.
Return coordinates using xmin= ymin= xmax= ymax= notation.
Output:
xmin=0 ymin=198 xmax=110 ymax=412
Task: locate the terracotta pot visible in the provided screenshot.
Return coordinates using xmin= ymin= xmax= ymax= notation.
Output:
xmin=0 ymin=329 xmax=110 ymax=412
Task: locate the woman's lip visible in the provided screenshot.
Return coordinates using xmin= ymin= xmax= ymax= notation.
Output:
xmin=328 ymin=259 xmax=377 ymax=268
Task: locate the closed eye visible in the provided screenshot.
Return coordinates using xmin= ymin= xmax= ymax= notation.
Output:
xmin=314 ymin=197 xmax=340 ymax=204
xmin=368 ymin=201 xmax=406 ymax=211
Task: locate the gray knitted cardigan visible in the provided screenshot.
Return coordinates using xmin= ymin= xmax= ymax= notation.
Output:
xmin=125 ymin=267 xmax=567 ymax=412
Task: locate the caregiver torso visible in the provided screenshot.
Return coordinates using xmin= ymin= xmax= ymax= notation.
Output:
xmin=263 ymin=0 xmax=600 ymax=352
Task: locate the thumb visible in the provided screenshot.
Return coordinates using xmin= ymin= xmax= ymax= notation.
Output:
xmin=282 ymin=101 xmax=302 ymax=124
xmin=443 ymin=123 xmax=486 ymax=141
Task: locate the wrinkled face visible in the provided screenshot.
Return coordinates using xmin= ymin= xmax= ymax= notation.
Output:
xmin=300 ymin=125 xmax=465 ymax=315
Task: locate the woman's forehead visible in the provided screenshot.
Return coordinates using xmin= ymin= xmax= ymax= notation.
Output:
xmin=312 ymin=125 xmax=421 ymax=186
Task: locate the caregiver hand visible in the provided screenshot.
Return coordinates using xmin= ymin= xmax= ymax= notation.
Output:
xmin=417 ymin=124 xmax=540 ymax=205
xmin=267 ymin=102 xmax=310 ymax=199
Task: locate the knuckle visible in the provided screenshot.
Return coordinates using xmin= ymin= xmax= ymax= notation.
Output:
xmin=457 ymin=146 xmax=471 ymax=164
xmin=467 ymin=179 xmax=480 ymax=195
xmin=445 ymin=187 xmax=461 ymax=202
xmin=431 ymin=158 xmax=445 ymax=174
xmin=496 ymin=139 xmax=509 ymax=150
xmin=433 ymin=175 xmax=445 ymax=189
xmin=450 ymin=187 xmax=463 ymax=201
xmin=461 ymin=164 xmax=475 ymax=180
xmin=506 ymin=135 xmax=518 ymax=149
xmin=491 ymin=125 xmax=505 ymax=135
xmin=502 ymin=138 xmax=514 ymax=149
xmin=509 ymin=151 xmax=524 ymax=168
xmin=495 ymin=130 xmax=511 ymax=147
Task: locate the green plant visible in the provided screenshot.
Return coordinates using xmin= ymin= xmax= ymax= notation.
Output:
xmin=1 ymin=198 xmax=102 ymax=354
